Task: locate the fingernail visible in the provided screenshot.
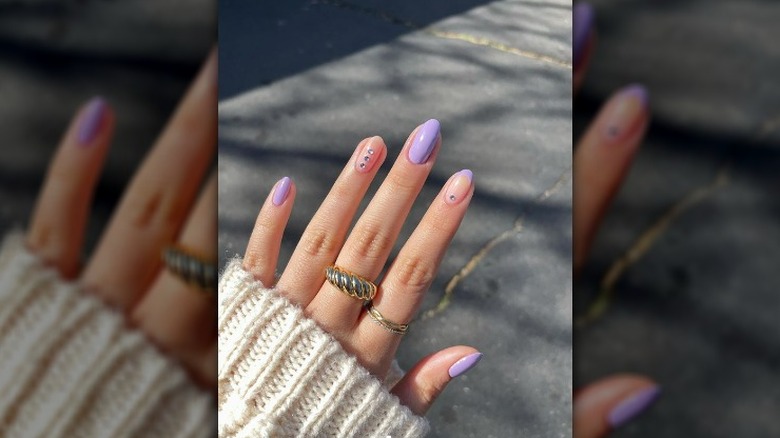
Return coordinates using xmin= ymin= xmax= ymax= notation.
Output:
xmin=77 ymin=97 xmax=108 ymax=146
xmin=608 ymin=386 xmax=661 ymax=428
xmin=602 ymin=84 xmax=649 ymax=141
xmin=573 ymin=3 xmax=594 ymax=68
xmin=355 ymin=137 xmax=381 ymax=173
xmin=272 ymin=177 xmax=292 ymax=206
xmin=408 ymin=119 xmax=440 ymax=165
xmin=444 ymin=169 xmax=473 ymax=205
xmin=448 ymin=352 xmax=483 ymax=378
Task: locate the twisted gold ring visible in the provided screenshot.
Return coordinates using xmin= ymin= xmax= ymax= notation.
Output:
xmin=325 ymin=265 xmax=377 ymax=301
xmin=365 ymin=301 xmax=409 ymax=335
xmin=162 ymin=245 xmax=216 ymax=292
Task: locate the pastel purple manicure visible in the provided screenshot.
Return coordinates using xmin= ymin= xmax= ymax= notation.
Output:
xmin=607 ymin=386 xmax=661 ymax=428
xmin=77 ymin=97 xmax=108 ymax=145
xmin=408 ymin=119 xmax=440 ymax=164
xmin=272 ymin=177 xmax=292 ymax=206
xmin=448 ymin=352 xmax=483 ymax=378
xmin=573 ymin=3 xmax=594 ymax=67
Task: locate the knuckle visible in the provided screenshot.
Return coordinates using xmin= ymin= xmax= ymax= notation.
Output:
xmin=350 ymin=224 xmax=393 ymax=261
xmin=393 ymin=254 xmax=436 ymax=291
xmin=301 ymin=226 xmax=339 ymax=259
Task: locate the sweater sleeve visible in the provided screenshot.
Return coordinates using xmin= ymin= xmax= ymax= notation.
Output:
xmin=0 ymin=232 xmax=215 ymax=438
xmin=217 ymin=259 xmax=429 ymax=438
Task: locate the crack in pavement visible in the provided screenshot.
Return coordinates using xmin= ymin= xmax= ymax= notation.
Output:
xmin=313 ymin=0 xmax=572 ymax=69
xmin=421 ymin=166 xmax=571 ymax=321
xmin=576 ymin=165 xmax=730 ymax=327
xmin=577 ymin=113 xmax=780 ymax=327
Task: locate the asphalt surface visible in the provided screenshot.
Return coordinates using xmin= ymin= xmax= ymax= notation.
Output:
xmin=218 ymin=1 xmax=573 ymax=436
xmin=0 ymin=0 xmax=214 ymax=250
xmin=575 ymin=1 xmax=780 ymax=436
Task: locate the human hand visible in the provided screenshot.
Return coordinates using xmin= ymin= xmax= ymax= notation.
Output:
xmin=241 ymin=119 xmax=482 ymax=415
xmin=25 ymin=50 xmax=217 ymax=387
xmin=573 ymin=4 xmax=660 ymax=437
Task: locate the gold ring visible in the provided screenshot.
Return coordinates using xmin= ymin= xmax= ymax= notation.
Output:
xmin=365 ymin=301 xmax=409 ymax=335
xmin=325 ymin=266 xmax=377 ymax=301
xmin=162 ymin=245 xmax=216 ymax=292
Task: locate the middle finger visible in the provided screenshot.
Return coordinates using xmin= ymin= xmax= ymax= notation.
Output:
xmin=306 ymin=119 xmax=441 ymax=334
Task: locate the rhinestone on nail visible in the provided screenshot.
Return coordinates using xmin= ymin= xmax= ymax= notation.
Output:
xmin=359 ymin=163 xmax=366 ymax=168
xmin=449 ymin=195 xmax=456 ymax=201
xmin=367 ymin=148 xmax=374 ymax=154
xmin=363 ymin=156 xmax=370 ymax=161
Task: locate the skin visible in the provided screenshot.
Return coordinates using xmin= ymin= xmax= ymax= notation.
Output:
xmin=245 ymin=127 xmax=480 ymax=415
xmin=25 ymin=48 xmax=477 ymax=416
xmin=573 ymin=8 xmax=658 ymax=438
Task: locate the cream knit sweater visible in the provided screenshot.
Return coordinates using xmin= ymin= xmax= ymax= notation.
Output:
xmin=0 ymin=232 xmax=428 ymax=437
xmin=0 ymin=233 xmax=214 ymax=437
xmin=218 ymin=259 xmax=429 ymax=437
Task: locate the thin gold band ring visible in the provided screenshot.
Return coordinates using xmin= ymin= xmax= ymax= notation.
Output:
xmin=365 ymin=301 xmax=409 ymax=335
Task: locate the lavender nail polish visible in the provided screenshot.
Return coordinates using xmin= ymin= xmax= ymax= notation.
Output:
xmin=608 ymin=386 xmax=661 ymax=428
xmin=408 ymin=119 xmax=440 ymax=165
xmin=77 ymin=97 xmax=108 ymax=145
xmin=272 ymin=177 xmax=292 ymax=206
xmin=573 ymin=3 xmax=594 ymax=67
xmin=448 ymin=352 xmax=483 ymax=378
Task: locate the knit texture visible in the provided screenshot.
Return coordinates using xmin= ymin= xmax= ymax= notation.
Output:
xmin=0 ymin=233 xmax=214 ymax=437
xmin=218 ymin=259 xmax=429 ymax=438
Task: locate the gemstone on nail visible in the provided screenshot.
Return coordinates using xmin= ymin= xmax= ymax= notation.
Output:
xmin=368 ymin=148 xmax=374 ymax=154
xmin=364 ymin=156 xmax=370 ymax=161
xmin=444 ymin=169 xmax=474 ymax=205
xmin=359 ymin=163 xmax=366 ymax=168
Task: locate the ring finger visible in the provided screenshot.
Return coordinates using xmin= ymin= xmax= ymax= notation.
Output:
xmin=307 ymin=119 xmax=441 ymax=335
xmin=356 ymin=169 xmax=474 ymax=374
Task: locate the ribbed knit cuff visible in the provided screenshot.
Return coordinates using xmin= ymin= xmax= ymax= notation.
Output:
xmin=218 ymin=259 xmax=429 ymax=438
xmin=0 ymin=232 xmax=214 ymax=437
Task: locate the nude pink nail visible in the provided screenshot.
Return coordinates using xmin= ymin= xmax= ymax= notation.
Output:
xmin=444 ymin=169 xmax=473 ymax=205
xmin=355 ymin=137 xmax=381 ymax=173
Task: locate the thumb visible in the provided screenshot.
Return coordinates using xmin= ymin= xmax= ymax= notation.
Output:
xmin=574 ymin=374 xmax=661 ymax=438
xmin=391 ymin=346 xmax=482 ymax=416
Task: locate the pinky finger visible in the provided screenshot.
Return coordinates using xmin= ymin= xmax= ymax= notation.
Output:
xmin=243 ymin=176 xmax=296 ymax=286
xmin=391 ymin=346 xmax=482 ymax=416
xmin=27 ymin=97 xmax=114 ymax=278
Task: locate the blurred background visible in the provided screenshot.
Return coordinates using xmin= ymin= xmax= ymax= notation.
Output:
xmin=575 ymin=1 xmax=780 ymax=436
xmin=218 ymin=0 xmax=572 ymax=436
xmin=0 ymin=0 xmax=214 ymax=249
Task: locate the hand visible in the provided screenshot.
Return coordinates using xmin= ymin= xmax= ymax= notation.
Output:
xmin=25 ymin=50 xmax=217 ymax=387
xmin=242 ymin=119 xmax=482 ymax=415
xmin=573 ymin=4 xmax=659 ymax=436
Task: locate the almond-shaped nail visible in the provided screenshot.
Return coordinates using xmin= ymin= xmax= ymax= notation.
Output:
xmin=272 ymin=177 xmax=292 ymax=206
xmin=607 ymin=386 xmax=661 ymax=428
xmin=573 ymin=3 xmax=594 ymax=68
xmin=444 ymin=169 xmax=473 ymax=205
xmin=77 ymin=97 xmax=108 ymax=146
xmin=602 ymin=84 xmax=649 ymax=141
xmin=408 ymin=119 xmax=440 ymax=165
xmin=355 ymin=137 xmax=381 ymax=173
xmin=448 ymin=352 xmax=482 ymax=378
